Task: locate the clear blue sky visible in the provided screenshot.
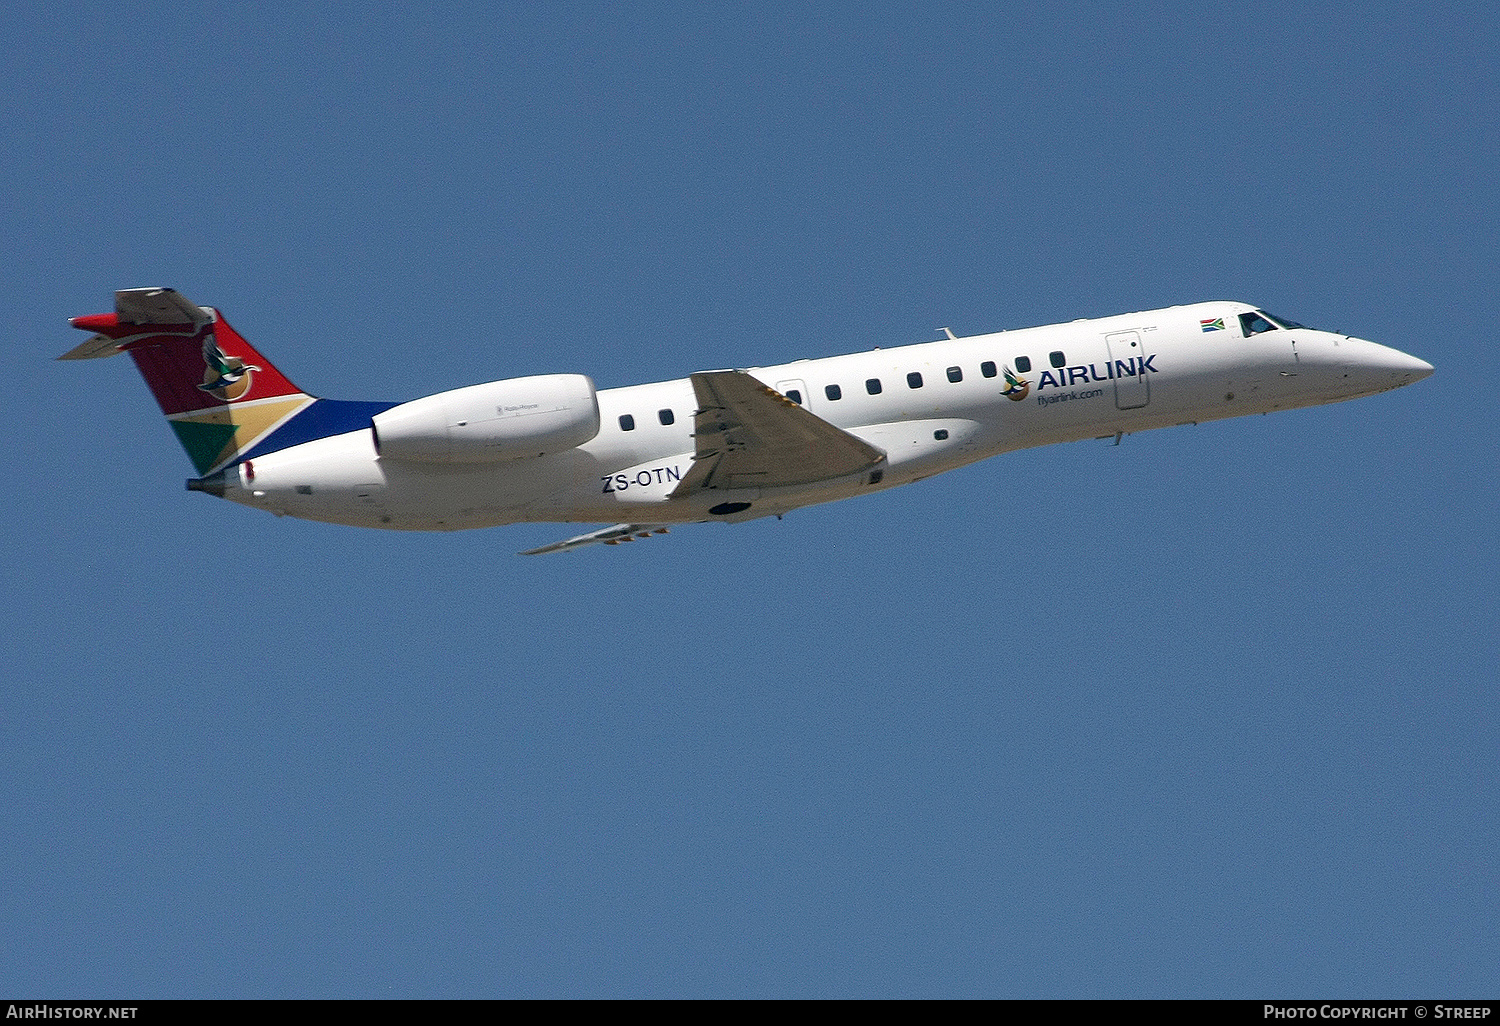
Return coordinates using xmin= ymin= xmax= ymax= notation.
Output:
xmin=3 ymin=1 xmax=1496 ymax=998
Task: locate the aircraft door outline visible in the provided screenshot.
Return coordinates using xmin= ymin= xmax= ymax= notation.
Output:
xmin=1105 ymin=331 xmax=1150 ymax=410
xmin=774 ymin=378 xmax=809 ymax=408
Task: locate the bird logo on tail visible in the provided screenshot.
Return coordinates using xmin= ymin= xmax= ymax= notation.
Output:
xmin=197 ymin=335 xmax=261 ymax=402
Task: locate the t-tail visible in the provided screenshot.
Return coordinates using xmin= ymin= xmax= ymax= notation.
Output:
xmin=61 ymin=288 xmax=395 ymax=480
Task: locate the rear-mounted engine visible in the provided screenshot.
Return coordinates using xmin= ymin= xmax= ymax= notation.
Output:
xmin=371 ymin=374 xmax=601 ymax=463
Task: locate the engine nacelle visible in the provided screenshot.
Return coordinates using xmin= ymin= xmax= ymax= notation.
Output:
xmin=372 ymin=374 xmax=600 ymax=464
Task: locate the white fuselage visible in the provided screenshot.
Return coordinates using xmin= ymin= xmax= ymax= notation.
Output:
xmin=216 ymin=301 xmax=1433 ymax=531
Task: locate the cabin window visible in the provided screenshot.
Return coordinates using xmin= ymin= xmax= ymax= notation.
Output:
xmin=933 ymin=429 xmax=949 ymax=440
xmin=907 ymin=371 xmax=924 ymax=389
xmin=784 ymin=389 xmax=803 ymax=405
xmin=866 ymin=378 xmax=883 ymax=395
xmin=658 ymin=409 xmax=674 ymax=426
xmin=825 ymin=383 xmax=842 ymax=401
xmin=619 ymin=414 xmax=635 ymax=431
xmin=1014 ymin=356 xmax=1031 ymax=373
xmin=1049 ymin=351 xmax=1066 ymax=368
xmin=980 ymin=361 xmax=997 ymax=378
xmin=1240 ymin=312 xmax=1277 ymax=336
xmin=946 ymin=366 xmax=963 ymax=383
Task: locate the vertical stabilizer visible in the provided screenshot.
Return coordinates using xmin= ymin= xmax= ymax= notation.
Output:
xmin=63 ymin=288 xmax=318 ymax=475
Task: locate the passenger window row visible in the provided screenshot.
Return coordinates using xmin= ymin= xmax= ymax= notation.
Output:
xmin=616 ymin=351 xmax=1067 ymax=429
xmin=618 ymin=409 xmax=677 ymax=431
xmin=825 ymin=352 xmax=1063 ymax=400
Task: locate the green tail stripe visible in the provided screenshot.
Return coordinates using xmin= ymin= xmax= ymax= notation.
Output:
xmin=171 ymin=421 xmax=240 ymax=475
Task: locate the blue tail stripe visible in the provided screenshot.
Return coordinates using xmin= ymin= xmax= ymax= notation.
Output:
xmin=236 ymin=398 xmax=399 ymax=464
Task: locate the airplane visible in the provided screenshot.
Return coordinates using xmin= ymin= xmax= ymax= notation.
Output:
xmin=61 ymin=287 xmax=1434 ymax=554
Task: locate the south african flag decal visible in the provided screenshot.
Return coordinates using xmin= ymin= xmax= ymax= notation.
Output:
xmin=1200 ymin=318 xmax=1225 ymax=332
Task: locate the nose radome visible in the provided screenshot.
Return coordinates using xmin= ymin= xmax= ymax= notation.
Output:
xmin=1367 ymin=342 xmax=1434 ymax=384
xmin=1335 ymin=339 xmax=1433 ymax=394
xmin=1401 ymin=353 xmax=1435 ymax=382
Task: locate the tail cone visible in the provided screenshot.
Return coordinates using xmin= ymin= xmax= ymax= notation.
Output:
xmin=186 ymin=471 xmax=227 ymax=497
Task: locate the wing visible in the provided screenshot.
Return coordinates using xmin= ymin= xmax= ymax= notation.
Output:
xmin=520 ymin=523 xmax=672 ymax=556
xmin=671 ymin=370 xmax=885 ymax=495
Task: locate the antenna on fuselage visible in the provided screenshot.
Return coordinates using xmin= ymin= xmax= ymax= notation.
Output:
xmin=938 ymin=327 xmax=957 ymax=340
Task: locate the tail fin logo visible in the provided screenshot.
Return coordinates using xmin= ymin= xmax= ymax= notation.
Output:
xmin=197 ymin=335 xmax=261 ymax=402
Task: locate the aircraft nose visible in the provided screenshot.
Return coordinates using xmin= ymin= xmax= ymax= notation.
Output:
xmin=1365 ymin=342 xmax=1434 ymax=386
xmin=1401 ymin=353 xmax=1435 ymax=382
xmin=1374 ymin=346 xmax=1428 ymax=387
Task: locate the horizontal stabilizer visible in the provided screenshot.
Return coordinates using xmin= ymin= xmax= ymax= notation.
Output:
xmin=59 ymin=288 xmax=211 ymax=360
xmin=521 ymin=523 xmax=672 ymax=555
xmin=115 ymin=287 xmax=210 ymax=326
xmin=57 ymin=333 xmax=129 ymax=360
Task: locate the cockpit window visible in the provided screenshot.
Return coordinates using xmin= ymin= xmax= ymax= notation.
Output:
xmin=1259 ymin=310 xmax=1309 ymax=330
xmin=1239 ymin=312 xmax=1277 ymax=336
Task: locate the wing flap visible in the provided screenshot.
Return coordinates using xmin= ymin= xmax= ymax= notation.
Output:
xmin=670 ymin=371 xmax=884 ymax=495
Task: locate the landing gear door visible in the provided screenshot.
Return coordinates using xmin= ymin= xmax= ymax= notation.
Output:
xmin=1105 ymin=331 xmax=1149 ymax=410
